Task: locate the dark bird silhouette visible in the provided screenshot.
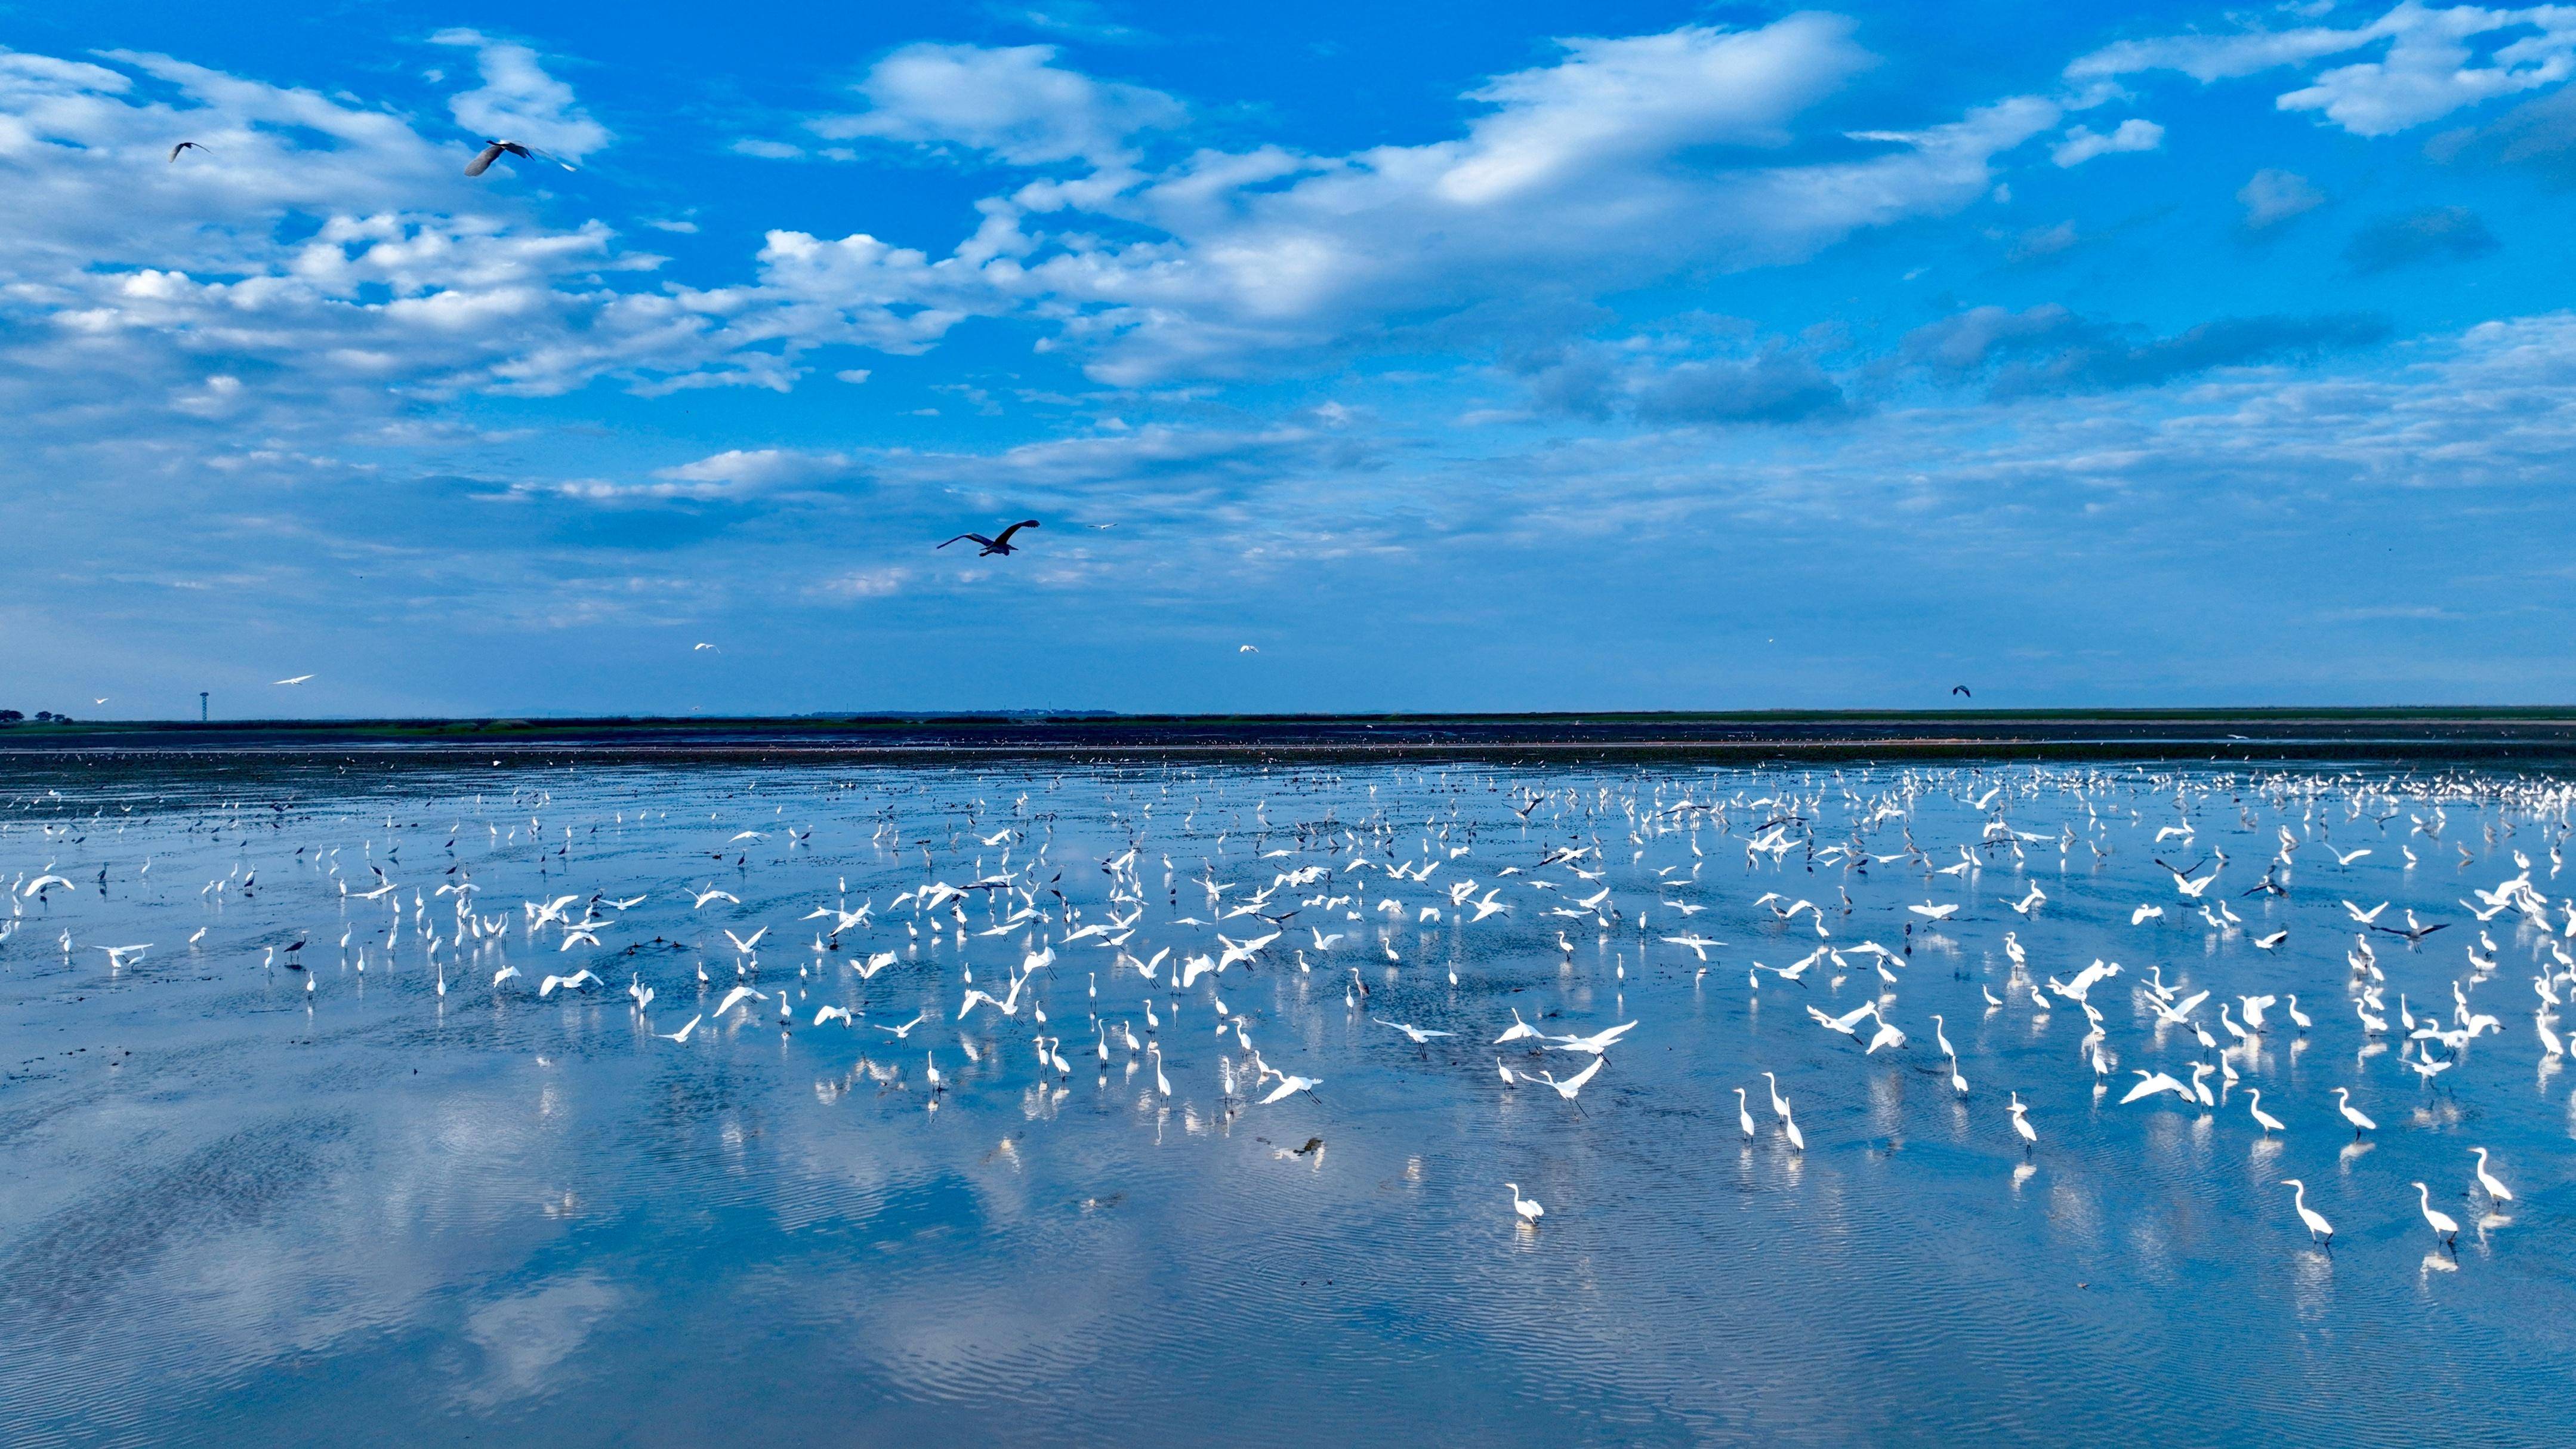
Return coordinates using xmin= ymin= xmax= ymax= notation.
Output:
xmin=938 ymin=520 xmax=1041 ymax=556
xmin=2372 ymin=917 xmax=2450 ymax=945
xmin=168 ymin=141 xmax=208 ymax=162
xmin=1951 ymin=685 xmax=1972 ymax=698
xmin=465 ymin=140 xmax=576 ymax=177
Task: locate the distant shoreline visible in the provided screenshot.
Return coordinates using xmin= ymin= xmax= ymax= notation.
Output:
xmin=4 ymin=710 xmax=2576 ymax=763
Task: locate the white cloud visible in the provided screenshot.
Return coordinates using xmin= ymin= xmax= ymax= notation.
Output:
xmin=785 ymin=20 xmax=2049 ymax=385
xmin=2050 ymin=116 xmax=2162 ymax=165
xmin=0 ymin=36 xmax=995 ymax=545
xmin=2069 ymin=4 xmax=2576 ymax=136
xmin=647 ymin=448 xmax=859 ymax=495
xmin=816 ymin=566 xmax=909 ymax=599
xmin=0 ymin=22 xmax=2057 ymax=428
xmin=811 ymin=42 xmax=1183 ymax=166
xmin=1434 ymin=16 xmax=1874 ymax=204
xmin=430 ymin=29 xmax=611 ymax=159
xmin=2238 ymin=167 xmax=2324 ymax=228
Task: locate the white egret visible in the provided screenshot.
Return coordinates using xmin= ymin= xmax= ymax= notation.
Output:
xmin=2471 ymin=1147 xmax=2513 ymax=1205
xmin=2412 ymin=1182 xmax=2460 ymax=1247
xmin=2246 ymin=1088 xmax=2285 ymax=1134
xmin=2280 ymin=1179 xmax=2333 ymax=1244
xmin=2120 ymin=1070 xmax=2193 ymax=1105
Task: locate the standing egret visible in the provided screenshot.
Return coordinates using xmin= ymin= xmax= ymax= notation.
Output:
xmin=2008 ymin=1092 xmax=2037 ymax=1152
xmin=1507 ymin=1182 xmax=1544 ymax=1224
xmin=2412 ymin=1182 xmax=2461 ymax=1248
xmin=1733 ymin=1086 xmax=1756 ymax=1140
xmin=2332 ymin=1086 xmax=2376 ymax=1138
xmin=2246 ymin=1088 xmax=2285 ymax=1135
xmin=2471 ymin=1147 xmax=2514 ymax=1206
xmin=2280 ymin=1179 xmax=2333 ymax=1244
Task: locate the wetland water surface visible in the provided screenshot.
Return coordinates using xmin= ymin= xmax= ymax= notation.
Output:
xmin=2 ymin=754 xmax=2572 ymax=1446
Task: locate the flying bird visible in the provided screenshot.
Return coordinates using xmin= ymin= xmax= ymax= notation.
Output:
xmin=937 ymin=520 xmax=1041 ymax=556
xmin=465 ymin=140 xmax=575 ymax=177
xmin=169 ymin=141 xmax=208 ymax=162
xmin=1951 ymin=685 xmax=1972 ymax=697
xmin=274 ymin=675 xmax=313 ymax=685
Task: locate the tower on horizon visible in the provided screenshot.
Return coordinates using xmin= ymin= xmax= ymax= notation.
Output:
xmin=200 ymin=691 xmax=208 ymax=723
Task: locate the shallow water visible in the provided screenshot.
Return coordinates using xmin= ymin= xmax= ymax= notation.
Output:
xmin=2 ymin=756 xmax=2573 ymax=1446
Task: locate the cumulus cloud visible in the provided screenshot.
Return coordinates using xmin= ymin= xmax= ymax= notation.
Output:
xmin=430 ymin=30 xmax=611 ymax=160
xmin=1433 ymin=16 xmax=1874 ymax=204
xmin=2051 ymin=116 xmax=2162 ymax=165
xmin=0 ymin=20 xmax=2054 ymax=421
xmin=2344 ymin=205 xmax=2498 ymax=272
xmin=810 ymin=42 xmax=1184 ymax=166
xmin=799 ymin=20 xmax=2051 ymax=385
xmin=646 ymin=448 xmax=861 ymax=496
xmin=2069 ymin=3 xmax=2576 ymax=136
xmin=2238 ymin=167 xmax=2324 ymax=229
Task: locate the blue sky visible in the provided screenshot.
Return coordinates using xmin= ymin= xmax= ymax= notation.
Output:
xmin=6 ymin=1 xmax=2576 ymax=717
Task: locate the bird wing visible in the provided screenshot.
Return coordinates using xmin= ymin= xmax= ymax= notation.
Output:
xmin=992 ymin=519 xmax=1041 ymax=545
xmin=464 ymin=143 xmax=508 ymax=177
xmin=937 ymin=534 xmax=994 ymax=550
